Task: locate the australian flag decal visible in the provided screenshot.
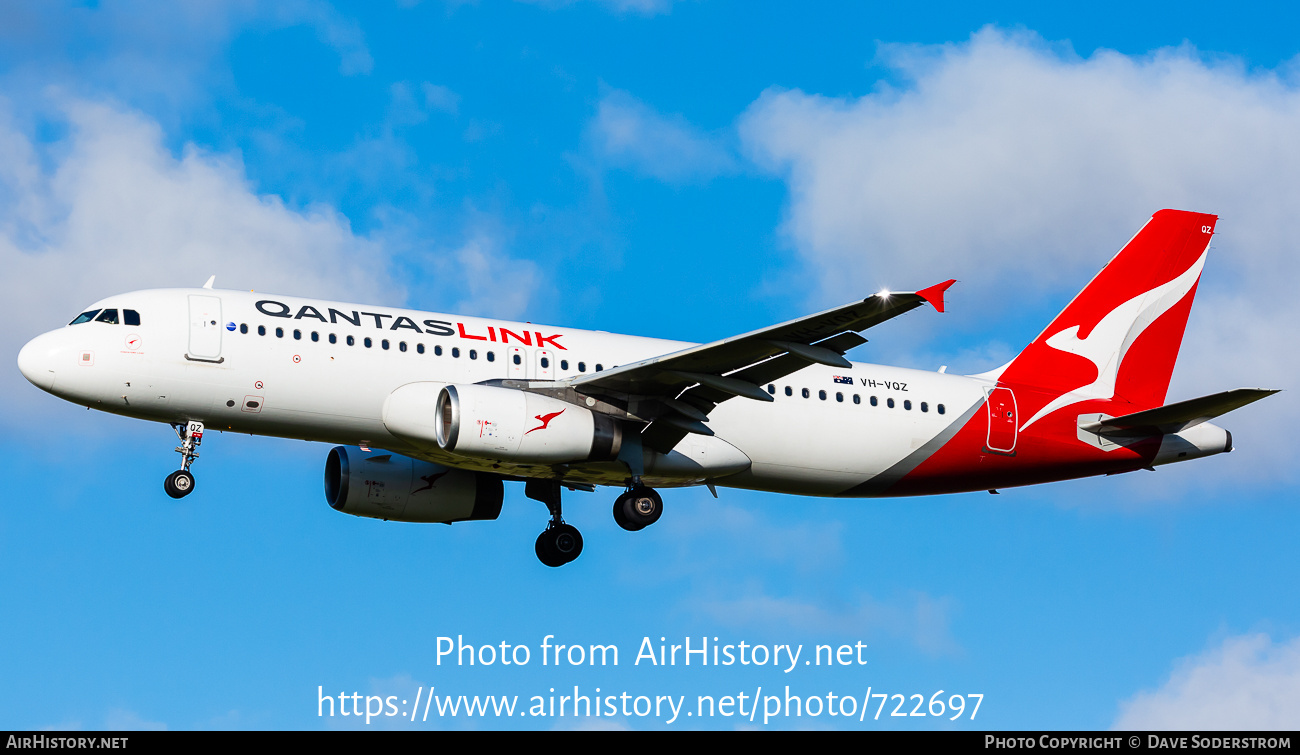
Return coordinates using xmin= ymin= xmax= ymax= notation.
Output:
xmin=832 ymin=375 xmax=853 ymax=385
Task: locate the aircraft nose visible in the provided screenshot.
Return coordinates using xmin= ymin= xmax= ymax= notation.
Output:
xmin=17 ymin=332 xmax=58 ymax=392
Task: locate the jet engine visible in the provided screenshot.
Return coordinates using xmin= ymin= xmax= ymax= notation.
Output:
xmin=324 ymin=445 xmax=503 ymax=523
xmin=432 ymin=384 xmax=622 ymax=463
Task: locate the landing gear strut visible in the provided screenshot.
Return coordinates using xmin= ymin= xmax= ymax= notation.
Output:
xmin=613 ymin=481 xmax=662 ymax=531
xmin=165 ymin=420 xmax=204 ymax=499
xmin=527 ymin=480 xmax=583 ymax=567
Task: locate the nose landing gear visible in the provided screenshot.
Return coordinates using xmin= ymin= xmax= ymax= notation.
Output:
xmin=165 ymin=420 xmax=204 ymax=499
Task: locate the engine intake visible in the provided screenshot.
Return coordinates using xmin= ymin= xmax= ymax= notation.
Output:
xmin=324 ymin=446 xmax=503 ymax=523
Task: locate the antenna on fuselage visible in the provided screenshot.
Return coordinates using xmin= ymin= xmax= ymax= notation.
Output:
xmin=202 ymin=275 xmax=216 ymax=290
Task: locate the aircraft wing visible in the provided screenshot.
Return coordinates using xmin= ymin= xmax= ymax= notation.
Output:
xmin=563 ymin=280 xmax=956 ymax=453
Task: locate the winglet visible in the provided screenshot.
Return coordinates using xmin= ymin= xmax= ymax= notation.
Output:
xmin=916 ymin=279 xmax=956 ymax=313
xmin=202 ymin=275 xmax=216 ymax=290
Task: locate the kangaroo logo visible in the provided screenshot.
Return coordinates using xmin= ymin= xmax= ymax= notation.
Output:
xmin=526 ymin=409 xmax=565 ymax=435
xmin=1019 ymin=251 xmax=1206 ymax=432
xmin=411 ymin=471 xmax=449 ymax=494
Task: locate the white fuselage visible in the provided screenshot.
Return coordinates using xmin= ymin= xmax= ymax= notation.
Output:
xmin=18 ymin=288 xmax=991 ymax=496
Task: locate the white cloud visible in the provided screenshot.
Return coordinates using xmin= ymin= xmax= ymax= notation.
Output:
xmin=642 ymin=495 xmax=958 ymax=656
xmin=0 ymin=2 xmax=373 ymax=112
xmin=282 ymin=1 xmax=374 ymax=76
xmin=446 ymin=233 xmax=540 ymax=320
xmin=1114 ymin=633 xmax=1300 ymax=730
xmin=1 ymin=94 xmax=552 ymax=432
xmin=514 ymin=0 xmax=678 ymax=16
xmin=1 ymin=96 xmax=402 ymax=422
xmin=589 ymin=89 xmax=736 ymax=183
xmin=689 ymin=591 xmax=959 ymax=658
xmin=422 ymin=83 xmax=461 ymax=116
xmin=103 ymin=707 xmax=167 ymax=730
xmin=737 ymin=27 xmax=1300 ymax=482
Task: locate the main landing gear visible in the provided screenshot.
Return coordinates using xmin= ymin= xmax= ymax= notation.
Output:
xmin=527 ymin=480 xmax=583 ymax=568
xmin=613 ymin=483 xmax=663 ymax=531
xmin=165 ymin=420 xmax=204 ymax=499
xmin=524 ymin=479 xmax=665 ymax=567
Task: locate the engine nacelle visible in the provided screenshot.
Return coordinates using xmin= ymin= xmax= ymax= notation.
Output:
xmin=433 ymin=384 xmax=622 ymax=463
xmin=324 ymin=446 xmax=503 ymax=523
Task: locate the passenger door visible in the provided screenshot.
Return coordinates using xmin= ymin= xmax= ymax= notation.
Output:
xmin=187 ymin=295 xmax=223 ymax=362
xmin=985 ymin=386 xmax=1018 ymax=454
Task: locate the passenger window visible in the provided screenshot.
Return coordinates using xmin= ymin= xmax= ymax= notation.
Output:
xmin=904 ymin=400 xmax=912 ymax=410
xmin=767 ymin=384 xmax=775 ymax=395
xmin=887 ymin=398 xmax=895 ymax=408
xmin=596 ymin=364 xmax=603 ymax=371
xmin=540 ymin=357 xmax=549 ymax=368
xmin=853 ymin=394 xmax=861 ymax=405
xmin=836 ymin=392 xmax=843 ymax=402
xmin=275 ymin=327 xmax=284 ymax=338
xmin=870 ymin=396 xmax=878 ymax=406
xmin=801 ymin=388 xmax=810 ymax=399
xmin=785 ymin=386 xmax=792 ymax=396
xmin=240 ymin=324 xmax=248 ymax=334
xmin=561 ymin=360 xmax=569 ymax=370
xmin=69 ymin=310 xmax=101 ymax=325
xmin=293 ymin=329 xmax=302 ymax=340
xmin=311 ymin=332 xmax=319 ymax=342
xmin=921 ymin=402 xmax=928 ymax=412
xmin=95 ymin=309 xmax=119 ymax=324
xmin=417 ymin=343 xmax=425 ymax=354
xmin=124 ymin=310 xmax=141 ymax=326
xmin=513 ymin=354 xmax=522 ymax=365
xmin=364 ymin=337 xmax=372 ymax=348
xmin=328 ymin=333 xmax=336 ymax=344
xmin=347 ymin=335 xmax=355 ymax=346
xmin=578 ymin=362 xmax=586 ymax=372
xmin=487 ymin=351 xmax=495 ymax=362
xmin=381 ymin=339 xmax=389 ymax=350
xmin=938 ymin=404 xmax=946 ymax=415
xmin=452 ymin=348 xmax=460 ymax=358
xmin=258 ymin=325 xmax=266 ymax=336
xmin=470 ymin=350 xmax=478 ymax=360
xmin=435 ymin=345 xmax=443 ymax=356
xmin=399 ymin=341 xmax=407 ymax=352
xmin=818 ymin=390 xmax=827 ymax=400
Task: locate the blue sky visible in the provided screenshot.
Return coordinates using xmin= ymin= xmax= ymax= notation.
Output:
xmin=2 ymin=0 xmax=1298 ymax=730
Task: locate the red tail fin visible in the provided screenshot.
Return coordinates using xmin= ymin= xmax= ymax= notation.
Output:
xmin=1001 ymin=209 xmax=1216 ymax=431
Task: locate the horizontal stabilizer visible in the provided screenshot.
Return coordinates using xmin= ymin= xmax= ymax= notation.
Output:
xmin=1081 ymin=388 xmax=1279 ymax=437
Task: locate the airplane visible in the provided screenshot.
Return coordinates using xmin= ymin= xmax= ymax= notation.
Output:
xmin=15 ymin=209 xmax=1277 ymax=567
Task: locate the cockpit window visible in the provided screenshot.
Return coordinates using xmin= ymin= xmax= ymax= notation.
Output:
xmin=69 ymin=310 xmax=101 ymax=325
xmin=124 ymin=309 xmax=141 ymax=326
xmin=95 ymin=309 xmax=120 ymax=324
